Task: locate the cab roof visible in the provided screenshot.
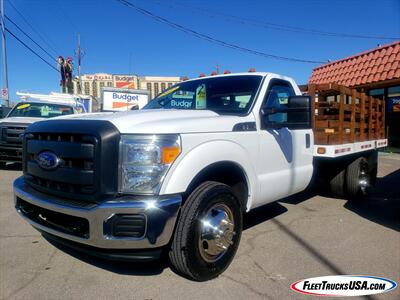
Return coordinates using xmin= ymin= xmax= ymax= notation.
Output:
xmin=183 ymin=72 xmax=296 ymax=83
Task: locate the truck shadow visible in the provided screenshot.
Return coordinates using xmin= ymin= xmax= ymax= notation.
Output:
xmin=44 ymin=236 xmax=168 ymax=276
xmin=243 ymin=201 xmax=288 ymax=230
xmin=243 ymin=189 xmax=317 ymax=230
xmin=263 ymin=169 xmax=400 ymax=232
xmin=344 ymin=169 xmax=400 ymax=232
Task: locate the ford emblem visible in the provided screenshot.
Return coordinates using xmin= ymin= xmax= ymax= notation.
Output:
xmin=37 ymin=151 xmax=60 ymax=170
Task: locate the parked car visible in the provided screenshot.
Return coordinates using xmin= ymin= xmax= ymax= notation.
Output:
xmin=13 ymin=72 xmax=386 ymax=280
xmin=0 ymin=101 xmax=79 ymax=165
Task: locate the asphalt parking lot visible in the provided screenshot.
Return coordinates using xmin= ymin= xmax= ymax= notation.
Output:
xmin=1 ymin=154 xmax=399 ymax=300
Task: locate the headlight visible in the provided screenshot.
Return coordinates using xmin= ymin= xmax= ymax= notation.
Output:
xmin=119 ymin=134 xmax=181 ymax=195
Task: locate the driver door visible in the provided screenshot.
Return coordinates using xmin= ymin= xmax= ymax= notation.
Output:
xmin=255 ymin=79 xmax=313 ymax=206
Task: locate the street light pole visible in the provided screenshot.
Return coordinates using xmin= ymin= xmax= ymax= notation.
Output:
xmin=1 ymin=0 xmax=9 ymax=107
xmin=77 ymin=33 xmax=82 ymax=94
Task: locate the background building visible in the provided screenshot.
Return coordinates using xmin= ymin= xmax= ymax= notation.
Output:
xmin=73 ymin=74 xmax=181 ymax=101
xmin=308 ymin=41 xmax=400 ymax=149
xmin=138 ymin=76 xmax=182 ymax=99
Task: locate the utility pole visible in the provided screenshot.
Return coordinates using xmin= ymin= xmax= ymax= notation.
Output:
xmin=77 ymin=33 xmax=82 ymax=94
xmin=1 ymin=0 xmax=9 ymax=107
xmin=216 ymin=63 xmax=220 ymax=75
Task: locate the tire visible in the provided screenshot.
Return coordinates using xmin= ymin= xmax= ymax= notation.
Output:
xmin=346 ymin=157 xmax=370 ymax=198
xmin=169 ymin=181 xmax=243 ymax=281
xmin=330 ymin=168 xmax=346 ymax=197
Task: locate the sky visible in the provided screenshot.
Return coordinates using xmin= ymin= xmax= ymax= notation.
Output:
xmin=1 ymin=0 xmax=400 ymax=104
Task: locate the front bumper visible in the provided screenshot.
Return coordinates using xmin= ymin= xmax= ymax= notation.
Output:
xmin=14 ymin=176 xmax=182 ymax=250
xmin=41 ymin=231 xmax=163 ymax=261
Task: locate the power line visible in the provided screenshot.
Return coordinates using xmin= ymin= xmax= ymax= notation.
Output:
xmin=5 ymin=27 xmax=59 ymax=72
xmin=55 ymin=0 xmax=79 ymax=34
xmin=149 ymin=0 xmax=399 ymax=40
xmin=6 ymin=0 xmax=59 ymax=55
xmin=116 ymin=0 xmax=325 ymax=64
xmin=5 ymin=15 xmax=55 ymax=61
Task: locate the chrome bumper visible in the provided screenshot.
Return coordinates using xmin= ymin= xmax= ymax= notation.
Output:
xmin=13 ymin=176 xmax=182 ymax=249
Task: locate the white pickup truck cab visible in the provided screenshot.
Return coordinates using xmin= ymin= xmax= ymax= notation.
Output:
xmin=0 ymin=101 xmax=79 ymax=165
xmin=13 ymin=73 xmax=386 ymax=281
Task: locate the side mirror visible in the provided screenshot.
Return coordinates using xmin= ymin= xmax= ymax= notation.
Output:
xmin=288 ymin=95 xmax=311 ymax=110
xmin=262 ymin=96 xmax=311 ymax=129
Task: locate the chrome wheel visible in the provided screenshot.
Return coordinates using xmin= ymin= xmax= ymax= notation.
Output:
xmin=169 ymin=182 xmax=243 ymax=281
xmin=198 ymin=203 xmax=235 ymax=263
xmin=358 ymin=160 xmax=370 ymax=194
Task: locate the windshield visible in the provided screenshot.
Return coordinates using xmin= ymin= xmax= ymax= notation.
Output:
xmin=8 ymin=102 xmax=74 ymax=118
xmin=144 ymin=75 xmax=262 ymax=115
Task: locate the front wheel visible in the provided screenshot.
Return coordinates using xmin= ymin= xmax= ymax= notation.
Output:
xmin=169 ymin=181 xmax=243 ymax=281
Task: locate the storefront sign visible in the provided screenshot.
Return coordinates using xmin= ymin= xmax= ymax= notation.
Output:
xmin=387 ymin=97 xmax=400 ymax=113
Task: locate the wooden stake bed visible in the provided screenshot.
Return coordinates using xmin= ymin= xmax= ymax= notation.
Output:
xmin=307 ymin=83 xmax=388 ymax=157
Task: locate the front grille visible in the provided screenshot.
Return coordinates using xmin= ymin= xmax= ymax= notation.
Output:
xmin=25 ymin=132 xmax=97 ymax=201
xmin=16 ymin=197 xmax=89 ymax=239
xmin=23 ymin=119 xmax=120 ymax=203
xmin=0 ymin=146 xmax=23 ymax=160
xmin=0 ymin=123 xmax=28 ymax=145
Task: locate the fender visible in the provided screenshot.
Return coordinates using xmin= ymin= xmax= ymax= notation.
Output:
xmin=160 ymin=139 xmax=258 ymax=211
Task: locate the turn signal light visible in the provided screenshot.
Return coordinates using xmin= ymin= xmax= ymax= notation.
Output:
xmin=162 ymin=146 xmax=181 ymax=164
xmin=248 ymin=68 xmax=256 ymax=72
xmin=223 ymin=70 xmax=231 ymax=74
xmin=210 ymin=71 xmax=217 ymax=76
xmin=317 ymin=147 xmax=326 ymax=154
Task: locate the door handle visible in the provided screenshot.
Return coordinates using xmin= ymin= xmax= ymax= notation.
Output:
xmin=305 ymin=134 xmax=310 ymax=148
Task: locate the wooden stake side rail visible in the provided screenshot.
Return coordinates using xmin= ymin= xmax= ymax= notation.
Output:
xmin=308 ymin=83 xmax=385 ymax=145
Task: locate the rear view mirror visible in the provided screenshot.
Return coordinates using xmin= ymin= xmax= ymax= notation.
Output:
xmin=262 ymin=96 xmax=311 ymax=129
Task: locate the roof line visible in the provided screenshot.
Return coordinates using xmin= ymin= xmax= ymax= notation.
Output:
xmin=313 ymin=40 xmax=400 ymax=70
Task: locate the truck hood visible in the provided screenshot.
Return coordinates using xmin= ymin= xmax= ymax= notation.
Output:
xmin=0 ymin=116 xmax=44 ymax=125
xmin=56 ymin=109 xmax=255 ymax=134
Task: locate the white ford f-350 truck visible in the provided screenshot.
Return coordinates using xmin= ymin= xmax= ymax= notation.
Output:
xmin=14 ymin=72 xmax=387 ymax=281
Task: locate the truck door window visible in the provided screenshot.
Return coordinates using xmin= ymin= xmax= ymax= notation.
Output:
xmin=262 ymin=83 xmax=294 ymax=126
